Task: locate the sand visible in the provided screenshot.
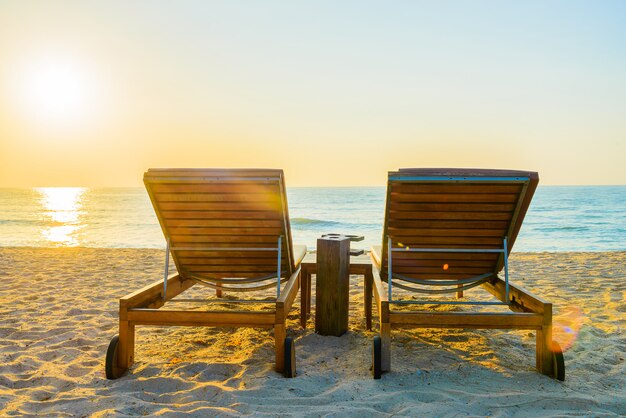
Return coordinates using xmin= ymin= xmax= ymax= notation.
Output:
xmin=0 ymin=247 xmax=624 ymax=417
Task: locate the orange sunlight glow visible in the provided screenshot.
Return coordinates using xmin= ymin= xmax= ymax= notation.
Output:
xmin=552 ymin=306 xmax=585 ymax=352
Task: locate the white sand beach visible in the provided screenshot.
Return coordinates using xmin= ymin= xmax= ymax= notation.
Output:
xmin=0 ymin=248 xmax=624 ymax=416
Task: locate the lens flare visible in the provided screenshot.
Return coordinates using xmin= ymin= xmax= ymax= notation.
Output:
xmin=552 ymin=306 xmax=584 ymax=352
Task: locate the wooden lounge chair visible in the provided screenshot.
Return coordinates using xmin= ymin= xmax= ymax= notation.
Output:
xmin=105 ymin=169 xmax=306 ymax=379
xmin=365 ymin=168 xmax=565 ymax=380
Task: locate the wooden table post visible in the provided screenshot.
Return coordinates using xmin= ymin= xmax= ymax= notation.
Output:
xmin=315 ymin=235 xmax=351 ymax=336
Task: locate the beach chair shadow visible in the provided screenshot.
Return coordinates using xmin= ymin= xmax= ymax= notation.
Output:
xmin=105 ymin=169 xmax=306 ymax=379
xmin=365 ymin=168 xmax=565 ymax=380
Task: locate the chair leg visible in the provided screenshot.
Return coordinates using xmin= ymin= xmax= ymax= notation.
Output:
xmin=216 ymin=289 xmax=223 ymax=298
xmin=365 ymin=269 xmax=373 ymax=330
xmin=306 ymin=271 xmax=312 ymax=315
xmin=300 ymin=272 xmax=307 ymax=328
xmin=380 ymin=322 xmax=391 ymax=372
xmin=536 ymin=324 xmax=554 ymax=376
xmin=456 ymin=284 xmax=463 ymax=299
xmin=118 ymin=319 xmax=135 ymax=370
xmin=275 ymin=323 xmax=286 ymax=373
xmin=537 ymin=303 xmax=554 ymax=376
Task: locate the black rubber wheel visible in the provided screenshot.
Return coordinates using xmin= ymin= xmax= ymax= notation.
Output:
xmin=105 ymin=335 xmax=124 ymax=380
xmin=551 ymin=341 xmax=565 ymax=381
xmin=284 ymin=337 xmax=296 ymax=378
xmin=372 ymin=336 xmax=382 ymax=379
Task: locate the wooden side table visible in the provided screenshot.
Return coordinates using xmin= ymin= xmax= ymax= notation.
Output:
xmin=314 ymin=234 xmax=364 ymax=336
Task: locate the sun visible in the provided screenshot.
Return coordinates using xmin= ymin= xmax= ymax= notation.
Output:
xmin=13 ymin=53 xmax=99 ymax=128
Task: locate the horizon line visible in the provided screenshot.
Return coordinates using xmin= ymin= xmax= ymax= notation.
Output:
xmin=1 ymin=184 xmax=625 ymax=189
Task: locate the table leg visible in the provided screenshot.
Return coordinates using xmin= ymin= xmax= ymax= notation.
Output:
xmin=300 ymin=270 xmax=308 ymax=328
xmin=365 ymin=267 xmax=373 ymax=330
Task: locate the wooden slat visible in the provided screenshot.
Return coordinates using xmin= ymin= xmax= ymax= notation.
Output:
xmin=389 ymin=202 xmax=516 ymax=212
xmin=155 ymin=193 xmax=278 ymax=202
xmin=392 ymin=273 xmax=489 ymax=280
xmin=160 ymin=211 xmax=282 ymax=219
xmin=170 ymin=235 xmax=282 ymax=244
xmin=172 ymin=242 xmax=283 ymax=249
xmin=146 ymin=169 xmax=282 ymax=178
xmin=389 ymin=236 xmax=504 ymax=245
xmin=391 ymin=272 xmax=492 ymax=279
xmin=390 ymin=211 xmax=512 ymax=220
xmin=389 ymin=252 xmax=499 ymax=261
xmin=184 ymin=265 xmax=280 ymax=272
xmin=150 ymin=179 xmax=280 ymax=184
xmin=392 ymin=269 xmax=488 ymax=280
xmin=387 ymin=258 xmax=494 ymax=267
xmin=174 ymin=250 xmax=278 ymax=259
xmin=180 ymin=272 xmax=282 ymax=279
xmin=157 ymin=202 xmax=281 ymax=212
xmin=165 ymin=219 xmax=283 ymax=228
xmin=388 ymin=228 xmax=504 ymax=237
xmin=185 ymin=263 xmax=287 ymax=277
xmin=178 ymin=257 xmax=286 ymax=265
xmin=182 ymin=263 xmax=289 ymax=270
xmin=390 ymin=183 xmax=523 ymax=194
xmin=167 ymin=227 xmax=282 ymax=236
xmin=388 ymin=243 xmax=502 ymax=249
xmin=396 ymin=168 xmax=534 ymax=177
xmin=387 ymin=220 xmax=510 ymax=229
xmin=390 ymin=193 xmax=519 ymax=203
xmin=151 ymin=184 xmax=279 ymax=194
xmin=392 ymin=266 xmax=491 ymax=274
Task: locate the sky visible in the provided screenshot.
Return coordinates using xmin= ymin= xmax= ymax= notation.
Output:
xmin=1 ymin=1 xmax=625 ymax=187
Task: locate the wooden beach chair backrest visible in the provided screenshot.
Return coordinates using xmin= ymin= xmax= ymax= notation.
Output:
xmin=380 ymin=168 xmax=538 ymax=283
xmin=144 ymin=169 xmax=295 ymax=291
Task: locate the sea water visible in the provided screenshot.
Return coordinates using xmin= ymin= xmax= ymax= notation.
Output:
xmin=0 ymin=186 xmax=624 ymax=252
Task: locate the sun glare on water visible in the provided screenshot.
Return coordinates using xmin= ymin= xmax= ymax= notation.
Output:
xmin=37 ymin=187 xmax=86 ymax=246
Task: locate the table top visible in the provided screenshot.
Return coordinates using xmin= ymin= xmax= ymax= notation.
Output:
xmin=301 ymin=252 xmax=372 ymax=270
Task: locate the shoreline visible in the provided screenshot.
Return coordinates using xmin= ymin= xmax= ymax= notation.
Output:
xmin=1 ymin=247 xmax=624 ymax=416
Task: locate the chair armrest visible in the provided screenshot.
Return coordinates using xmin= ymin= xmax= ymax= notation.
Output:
xmin=371 ymin=265 xmax=389 ymax=323
xmin=275 ymin=266 xmax=301 ymax=323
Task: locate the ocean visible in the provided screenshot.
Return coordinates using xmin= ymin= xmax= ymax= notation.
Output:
xmin=0 ymin=186 xmax=624 ymax=252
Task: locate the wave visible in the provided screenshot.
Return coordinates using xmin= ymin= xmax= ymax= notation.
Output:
xmin=290 ymin=218 xmax=381 ymax=233
xmin=291 ymin=218 xmax=342 ymax=227
xmin=0 ymin=219 xmax=41 ymax=226
xmin=536 ymin=226 xmax=590 ymax=232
